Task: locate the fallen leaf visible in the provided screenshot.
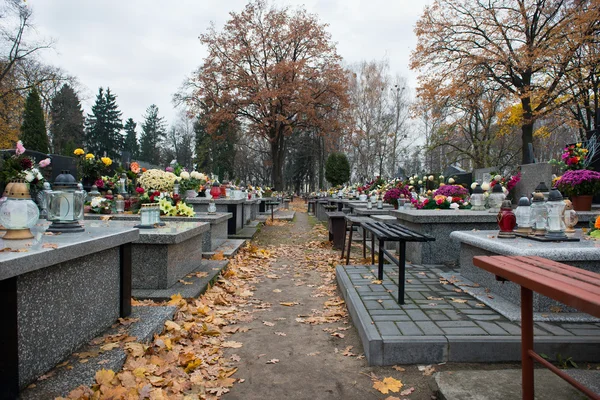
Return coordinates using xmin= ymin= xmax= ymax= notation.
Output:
xmin=222 ymin=341 xmax=243 ymax=348
xmin=274 ymin=332 xmax=287 ymax=336
xmin=279 ymin=302 xmax=298 ymax=306
xmin=100 ymin=342 xmax=120 ymax=352
xmin=266 ymin=359 xmax=279 ymax=364
xmin=95 ymin=369 xmax=115 ymax=385
xmin=400 ymin=387 xmax=415 ymax=396
xmin=272 ymin=289 xmax=282 ymax=293
xmin=263 ymin=321 xmax=275 ymax=326
xmin=42 ymin=243 xmax=59 ymax=249
xmin=373 ymin=377 xmax=403 ymax=394
xmin=371 ymin=280 xmax=383 ymax=285
xmin=418 ymin=364 xmax=435 ymax=376
xmin=231 ymin=354 xmax=241 ymax=362
xmin=450 ymin=298 xmax=468 ymax=304
xmin=392 ymin=365 xmax=406 ymax=372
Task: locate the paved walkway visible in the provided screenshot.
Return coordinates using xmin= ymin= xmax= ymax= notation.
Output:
xmin=337 ymin=263 xmax=600 ymax=365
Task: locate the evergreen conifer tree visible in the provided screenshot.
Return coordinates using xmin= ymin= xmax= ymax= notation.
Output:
xmin=49 ymin=84 xmax=85 ymax=155
xmin=85 ymin=87 xmax=123 ymax=159
xmin=20 ymin=88 xmax=49 ymax=153
xmin=139 ymin=104 xmax=166 ymax=163
xmin=123 ymin=118 xmax=139 ymax=159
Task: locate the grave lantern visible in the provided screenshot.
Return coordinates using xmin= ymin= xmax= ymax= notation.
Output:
xmin=534 ymin=181 xmax=550 ymax=202
xmin=208 ymin=198 xmax=217 ymax=214
xmin=529 ymin=192 xmax=547 ymax=236
xmin=563 ymin=199 xmax=578 ymax=233
xmin=135 ymin=203 xmax=156 ymax=228
xmin=210 ymin=182 xmax=221 ymax=199
xmin=487 ymin=183 xmax=505 ymax=213
xmin=47 ymin=171 xmax=85 ymax=233
xmin=497 ymin=200 xmax=516 ymax=238
xmin=470 ymin=184 xmax=485 ymax=211
xmin=38 ymin=181 xmax=52 ymax=219
xmin=514 ymin=196 xmax=532 ymax=234
xmin=0 ymin=180 xmax=40 ymax=240
xmin=545 ymin=188 xmax=567 ymax=240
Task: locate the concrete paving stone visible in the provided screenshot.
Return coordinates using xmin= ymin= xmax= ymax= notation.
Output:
xmin=415 ymin=321 xmax=445 ymax=335
xmin=425 ymin=311 xmax=451 ymax=321
xmin=467 ymin=314 xmax=504 ymax=321
xmin=442 ymin=327 xmax=488 ymax=335
xmin=418 ymin=303 xmax=454 ymax=310
xmin=375 ymin=321 xmax=402 ymax=336
xmin=360 ymin=294 xmax=390 ymax=300
xmin=447 ymin=336 xmax=521 ymax=362
xmin=382 ymin=300 xmax=402 ymax=310
xmin=396 ymin=320 xmax=424 ymax=336
xmin=398 ymin=304 xmax=419 ymax=309
xmin=406 ymin=291 xmax=427 ymax=300
xmin=382 ymin=336 xmax=448 ymax=365
xmin=369 ymin=310 xmax=407 ymax=315
xmin=363 ymin=300 xmax=384 ymax=310
xmin=372 ymin=315 xmax=412 ymax=322
xmin=475 ymin=321 xmax=511 ymax=335
xmin=566 ymin=329 xmax=600 ymax=336
xmin=437 ymin=321 xmax=478 ymax=328
xmin=535 ymin=322 xmax=573 ymax=336
xmin=450 ymin=302 xmax=472 ymax=309
xmin=356 ymin=286 xmax=372 ymax=293
xmin=441 ymin=309 xmax=468 ymax=321
xmin=406 ymin=309 xmax=430 ymax=321
xmin=496 ymin=321 xmax=522 ymax=335
xmin=369 ymin=285 xmax=387 ymax=291
xmin=561 ymin=323 xmax=600 ymax=330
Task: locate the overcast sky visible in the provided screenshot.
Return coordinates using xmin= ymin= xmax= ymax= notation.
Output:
xmin=29 ymin=0 xmax=432 ymax=127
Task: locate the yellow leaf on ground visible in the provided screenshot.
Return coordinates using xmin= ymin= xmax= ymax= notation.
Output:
xmin=279 ymin=302 xmax=298 ymax=306
xmin=221 ymin=341 xmax=243 ymax=348
xmin=95 ymin=369 xmax=115 ymax=385
xmin=100 ymin=342 xmax=120 ymax=352
xmin=371 ymin=280 xmax=383 ymax=284
xmin=373 ymin=377 xmax=403 ymax=394
xmin=167 ymin=293 xmax=184 ymax=306
xmin=165 ymin=320 xmax=181 ymax=331
xmin=124 ymin=342 xmax=147 ymax=357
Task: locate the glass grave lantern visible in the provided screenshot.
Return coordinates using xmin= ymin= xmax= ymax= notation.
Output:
xmin=487 ymin=183 xmax=505 ymax=213
xmin=497 ymin=200 xmax=517 ymax=238
xmin=47 ymin=171 xmax=86 ymax=233
xmin=534 ymin=181 xmax=550 ymax=201
xmin=562 ymin=199 xmax=578 ymax=234
xmin=545 ymin=188 xmax=567 ymax=240
xmin=514 ymin=196 xmax=532 ymax=234
xmin=135 ymin=203 xmax=156 ymax=228
xmin=208 ymin=198 xmax=217 ymax=214
xmin=470 ymin=184 xmax=486 ymax=211
xmin=529 ymin=192 xmax=547 ymax=236
xmin=0 ymin=180 xmax=40 ymax=240
xmin=210 ymin=182 xmax=221 ymax=199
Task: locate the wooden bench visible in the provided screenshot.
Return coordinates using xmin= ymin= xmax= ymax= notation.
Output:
xmin=265 ymin=201 xmax=279 ymax=221
xmin=360 ymin=221 xmax=435 ymax=304
xmin=473 ymin=255 xmax=600 ymax=400
xmin=326 ymin=211 xmax=346 ymax=250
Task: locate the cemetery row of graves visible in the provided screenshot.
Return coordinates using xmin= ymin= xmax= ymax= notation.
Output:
xmin=0 ymin=140 xmax=599 ymax=399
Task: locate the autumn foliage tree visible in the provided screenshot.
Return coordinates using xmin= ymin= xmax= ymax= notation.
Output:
xmin=180 ymin=0 xmax=349 ymax=190
xmin=411 ymin=0 xmax=600 ymax=164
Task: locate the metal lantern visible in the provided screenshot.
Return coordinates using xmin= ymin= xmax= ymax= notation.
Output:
xmin=47 ymin=171 xmax=86 ymax=233
xmin=470 ymin=184 xmax=486 ymax=211
xmin=529 ymin=192 xmax=547 ymax=236
xmin=38 ymin=181 xmax=52 ymax=219
xmin=534 ymin=181 xmax=550 ymax=201
xmin=545 ymin=189 xmax=567 ymax=240
xmin=563 ymin=199 xmax=578 ymax=233
xmin=487 ymin=183 xmax=505 ymax=213
xmin=514 ymin=196 xmax=532 ymax=234
xmin=0 ymin=180 xmax=40 ymax=240
xmin=118 ymin=173 xmax=128 ymax=197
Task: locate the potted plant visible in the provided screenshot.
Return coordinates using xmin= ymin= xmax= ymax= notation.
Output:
xmin=383 ymin=186 xmax=411 ymax=209
xmin=554 ymin=169 xmax=600 ymax=211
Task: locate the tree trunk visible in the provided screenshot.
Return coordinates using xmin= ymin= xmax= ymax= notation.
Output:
xmin=521 ymin=96 xmax=534 ymax=164
xmin=270 ymin=132 xmax=286 ymax=191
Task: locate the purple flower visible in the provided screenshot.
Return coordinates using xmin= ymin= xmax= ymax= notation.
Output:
xmin=555 ymin=169 xmax=600 ymax=197
xmin=165 ymin=166 xmax=174 ymax=172
xmin=433 ymin=184 xmax=468 ymax=198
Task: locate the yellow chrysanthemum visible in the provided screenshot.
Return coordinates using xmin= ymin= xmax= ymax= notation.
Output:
xmin=74 ymin=148 xmax=85 ymax=156
xmin=576 ymin=143 xmax=582 ymax=148
xmin=85 ymin=153 xmax=95 ymax=159
xmin=101 ymin=157 xmax=112 ymax=167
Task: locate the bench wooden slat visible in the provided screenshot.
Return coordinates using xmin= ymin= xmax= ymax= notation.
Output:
xmin=488 ymin=256 xmax=600 ymax=296
xmin=513 ymin=256 xmax=600 ymax=285
xmin=473 ymin=256 xmax=600 ymax=318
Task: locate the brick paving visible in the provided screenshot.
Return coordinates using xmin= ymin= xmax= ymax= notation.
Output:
xmin=336 ymin=263 xmax=600 ymax=365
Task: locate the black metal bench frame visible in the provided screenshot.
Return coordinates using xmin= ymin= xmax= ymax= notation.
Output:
xmin=341 ymin=215 xmax=372 ymax=264
xmin=360 ymin=221 xmax=435 ymax=304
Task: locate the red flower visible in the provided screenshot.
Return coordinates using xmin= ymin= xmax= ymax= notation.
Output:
xmin=20 ymin=158 xmax=33 ymax=169
xmin=568 ymin=156 xmax=579 ymax=165
xmin=136 ymin=187 xmax=145 ymax=194
xmin=95 ymin=179 xmax=104 ymax=189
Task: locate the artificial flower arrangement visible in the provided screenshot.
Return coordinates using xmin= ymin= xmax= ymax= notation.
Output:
xmin=0 ymin=141 xmax=51 ymax=188
xmin=411 ymin=184 xmax=471 ymax=210
xmin=137 ymin=189 xmax=196 ymax=217
xmin=89 ymin=196 xmax=113 ymax=214
xmin=138 ymin=169 xmax=178 ymax=193
xmin=177 ymin=170 xmax=209 ymax=192
xmin=73 ymin=148 xmax=112 ymax=182
xmin=553 ymin=169 xmax=600 ymax=197
xmin=550 ymin=142 xmax=597 ymax=171
xmin=383 ymin=183 xmax=412 ymax=208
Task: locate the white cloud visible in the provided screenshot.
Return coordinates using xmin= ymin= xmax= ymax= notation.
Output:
xmin=28 ymin=0 xmax=431 ymax=126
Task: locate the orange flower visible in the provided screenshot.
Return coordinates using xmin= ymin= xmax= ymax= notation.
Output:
xmin=595 ymin=216 xmax=600 ymax=230
xmin=141 ymin=167 xmax=147 ymax=173
xmin=130 ymin=162 xmax=140 ymax=174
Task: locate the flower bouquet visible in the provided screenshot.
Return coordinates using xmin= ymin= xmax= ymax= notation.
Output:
xmin=137 ymin=190 xmax=195 ymax=217
xmin=89 ymin=196 xmax=113 ymax=214
xmin=74 ymin=148 xmax=112 ymax=183
xmin=138 ymin=169 xmax=178 ymax=192
xmin=383 ymin=185 xmax=411 ymax=208
xmin=588 ymin=215 xmax=600 ymax=239
xmin=412 ymin=185 xmax=470 ymax=210
xmin=0 ymin=141 xmax=51 ymax=189
xmin=553 ymin=170 xmax=600 ymax=197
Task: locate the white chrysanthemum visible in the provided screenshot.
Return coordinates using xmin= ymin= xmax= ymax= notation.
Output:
xmin=180 ymin=171 xmax=190 ymax=180
xmin=24 ymin=172 xmax=34 ymax=182
xmin=481 ymin=182 xmax=490 ymax=191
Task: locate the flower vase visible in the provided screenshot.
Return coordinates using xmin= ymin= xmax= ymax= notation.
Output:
xmin=393 ymin=203 xmax=398 ymax=210
xmin=571 ymin=195 xmax=593 ymax=211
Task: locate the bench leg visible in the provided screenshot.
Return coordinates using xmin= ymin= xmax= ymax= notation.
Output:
xmin=521 ymin=287 xmax=534 ymax=400
xmin=120 ymin=243 xmax=132 ymax=317
xmin=378 ymin=239 xmax=384 ymax=280
xmin=340 ymin=219 xmax=347 ymax=259
xmin=398 ymin=241 xmax=406 ymax=305
xmin=371 ymin=234 xmax=375 ymax=266
xmin=0 ymin=276 xmax=18 ymax=399
xmin=362 ymin=228 xmax=366 ymax=259
xmin=346 ymin=222 xmax=354 ymax=265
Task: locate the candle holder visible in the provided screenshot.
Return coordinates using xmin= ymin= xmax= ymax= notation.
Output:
xmin=135 ymin=204 xmax=156 ymax=228
xmin=469 ymin=184 xmax=486 ymax=211
xmin=514 ymin=196 xmax=532 ymax=234
xmin=529 ymin=192 xmax=547 ymax=236
xmin=545 ymin=189 xmax=567 ymax=240
xmin=497 ymin=200 xmax=516 ymax=238
xmin=0 ymin=180 xmax=40 ymax=240
xmin=563 ymin=199 xmax=578 ymax=233
xmin=47 ymin=171 xmax=86 ymax=233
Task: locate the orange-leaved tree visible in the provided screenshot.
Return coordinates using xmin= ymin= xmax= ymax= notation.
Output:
xmin=180 ymin=0 xmax=350 ymax=190
xmin=411 ymin=0 xmax=600 ymax=165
